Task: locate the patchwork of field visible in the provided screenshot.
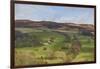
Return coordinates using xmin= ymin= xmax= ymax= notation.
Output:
xmin=15 ymin=27 xmax=95 ymax=66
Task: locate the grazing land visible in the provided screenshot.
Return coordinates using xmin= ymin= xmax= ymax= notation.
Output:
xmin=15 ymin=20 xmax=95 ymax=66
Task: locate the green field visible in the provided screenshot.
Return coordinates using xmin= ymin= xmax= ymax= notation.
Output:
xmin=15 ymin=28 xmax=95 ymax=66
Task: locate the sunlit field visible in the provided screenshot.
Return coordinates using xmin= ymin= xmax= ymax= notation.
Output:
xmin=15 ymin=28 xmax=94 ymax=66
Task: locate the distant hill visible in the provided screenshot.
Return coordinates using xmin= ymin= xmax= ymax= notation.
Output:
xmin=15 ymin=20 xmax=94 ymax=32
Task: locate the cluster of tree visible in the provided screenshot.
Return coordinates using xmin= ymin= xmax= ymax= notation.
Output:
xmin=15 ymin=31 xmax=43 ymax=48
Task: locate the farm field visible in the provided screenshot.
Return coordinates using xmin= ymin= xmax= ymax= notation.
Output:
xmin=15 ymin=27 xmax=95 ymax=66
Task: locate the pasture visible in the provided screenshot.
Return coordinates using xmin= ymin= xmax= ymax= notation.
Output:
xmin=15 ymin=28 xmax=94 ymax=66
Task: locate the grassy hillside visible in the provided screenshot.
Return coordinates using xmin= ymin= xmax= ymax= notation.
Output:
xmin=15 ymin=28 xmax=94 ymax=66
